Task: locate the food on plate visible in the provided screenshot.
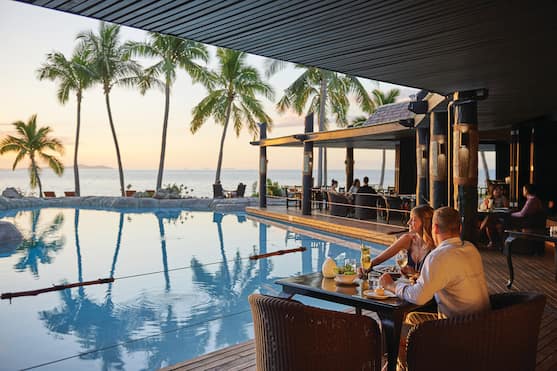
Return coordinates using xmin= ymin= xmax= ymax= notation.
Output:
xmin=374 ymin=287 xmax=385 ymax=296
xmin=334 ymin=264 xmax=356 ymax=275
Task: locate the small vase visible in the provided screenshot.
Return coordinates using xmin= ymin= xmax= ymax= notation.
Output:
xmin=322 ymin=257 xmax=337 ymax=278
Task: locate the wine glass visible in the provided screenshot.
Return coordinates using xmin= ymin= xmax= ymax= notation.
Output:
xmin=395 ymin=250 xmax=408 ymax=272
xmin=360 ymin=242 xmax=372 ymax=279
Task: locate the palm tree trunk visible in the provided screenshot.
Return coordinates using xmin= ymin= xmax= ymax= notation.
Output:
xmin=379 ymin=149 xmax=386 ymax=187
xmin=156 ymin=82 xmax=171 ymax=191
xmin=74 ymin=92 xmax=82 ymax=196
xmin=157 ymin=216 xmax=170 ymax=291
xmin=318 ymin=78 xmax=327 ymax=186
xmin=107 ymin=212 xmax=124 ymax=295
xmin=31 ymin=156 xmax=43 ymax=198
xmin=104 ymin=91 xmax=126 ymax=197
xmin=215 ymin=96 xmax=233 ymax=184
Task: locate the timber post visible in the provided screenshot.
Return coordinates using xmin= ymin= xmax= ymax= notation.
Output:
xmin=259 ymin=123 xmax=267 ymax=208
xmin=302 ymin=114 xmax=314 ymax=215
xmin=345 ymin=147 xmax=354 ymax=191
xmin=430 ymin=111 xmax=448 ymax=208
xmin=416 ymin=126 xmax=429 ymax=205
xmin=453 ymin=98 xmax=480 ymax=243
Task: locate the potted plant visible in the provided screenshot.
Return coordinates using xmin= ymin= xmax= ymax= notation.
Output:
xmin=125 ymin=184 xmax=136 ymax=197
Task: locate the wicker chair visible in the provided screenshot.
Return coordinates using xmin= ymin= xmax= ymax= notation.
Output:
xmin=406 ymin=292 xmax=546 ymax=371
xmin=249 ymin=294 xmax=382 ymax=371
xmin=327 ymin=191 xmax=351 ymax=217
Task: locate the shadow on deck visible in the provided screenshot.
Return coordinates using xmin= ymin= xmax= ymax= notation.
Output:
xmin=161 ymin=208 xmax=557 ymax=371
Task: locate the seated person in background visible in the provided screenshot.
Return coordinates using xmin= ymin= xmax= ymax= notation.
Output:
xmin=380 ymin=206 xmax=490 ymax=369
xmin=509 ymin=183 xmax=544 ymax=230
xmin=479 ymin=184 xmax=509 ymax=249
xmin=360 ymin=205 xmax=435 ymax=277
xmin=357 ymin=176 xmax=377 ymax=194
xmin=348 ymin=178 xmax=360 ymax=194
xmin=330 ymin=179 xmax=339 ymax=192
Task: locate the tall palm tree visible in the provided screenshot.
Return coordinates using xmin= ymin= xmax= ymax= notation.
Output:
xmin=0 ymin=115 xmax=64 ymax=197
xmin=77 ymin=22 xmax=142 ymax=196
xmin=370 ymin=88 xmax=400 ymax=188
xmin=191 ymin=48 xmax=274 ymax=185
xmin=270 ymin=61 xmax=373 ymax=186
xmin=125 ymin=33 xmax=210 ymax=191
xmin=37 ymin=44 xmax=94 ymax=196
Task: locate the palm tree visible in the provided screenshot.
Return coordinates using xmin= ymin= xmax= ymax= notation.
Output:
xmin=270 ymin=61 xmax=372 ymax=186
xmin=37 ymin=44 xmax=94 ymax=196
xmin=125 ymin=33 xmax=210 ymax=191
xmin=370 ymin=88 xmax=400 ymax=188
xmin=0 ymin=115 xmax=64 ymax=197
xmin=191 ymin=48 xmax=274 ymax=186
xmin=77 ymin=22 xmax=142 ymax=196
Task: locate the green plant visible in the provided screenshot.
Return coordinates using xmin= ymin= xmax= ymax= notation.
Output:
xmin=126 ymin=184 xmax=132 ymax=190
xmin=266 ymin=178 xmax=283 ymax=197
xmin=161 ymin=183 xmax=190 ymax=197
xmin=251 ymin=181 xmax=258 ymax=197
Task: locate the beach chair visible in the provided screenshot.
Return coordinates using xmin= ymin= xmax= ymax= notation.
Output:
xmin=64 ymin=191 xmax=76 ymax=197
xmin=213 ymin=183 xmax=224 ymax=199
xmin=249 ymin=294 xmax=382 ymax=371
xmin=406 ymin=292 xmax=546 ymax=371
xmin=226 ymin=182 xmax=246 ymax=198
xmin=43 ymin=191 xmax=56 ymax=198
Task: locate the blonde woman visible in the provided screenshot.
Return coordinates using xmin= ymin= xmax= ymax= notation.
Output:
xmin=361 ymin=204 xmax=435 ymax=277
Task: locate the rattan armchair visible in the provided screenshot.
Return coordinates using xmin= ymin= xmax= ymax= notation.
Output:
xmin=406 ymin=292 xmax=546 ymax=371
xmin=249 ymin=294 xmax=382 ymax=371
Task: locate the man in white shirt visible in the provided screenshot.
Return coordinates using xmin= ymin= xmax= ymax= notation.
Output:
xmin=380 ymin=206 xmax=490 ymax=369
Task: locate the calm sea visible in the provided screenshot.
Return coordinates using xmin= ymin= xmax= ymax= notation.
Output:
xmin=0 ymin=168 xmax=402 ymax=198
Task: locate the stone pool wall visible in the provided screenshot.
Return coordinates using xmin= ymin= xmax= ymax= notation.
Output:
xmin=0 ymin=196 xmax=283 ymax=214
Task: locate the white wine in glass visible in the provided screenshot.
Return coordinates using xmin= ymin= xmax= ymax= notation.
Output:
xmin=396 ymin=250 xmax=408 ymax=269
xmin=361 ymin=244 xmax=372 ymax=271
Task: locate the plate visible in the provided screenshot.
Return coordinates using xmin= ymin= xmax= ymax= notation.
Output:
xmin=373 ymin=265 xmax=402 ymax=279
xmin=363 ymin=290 xmax=397 ymax=300
xmin=334 ymin=276 xmax=358 ymax=286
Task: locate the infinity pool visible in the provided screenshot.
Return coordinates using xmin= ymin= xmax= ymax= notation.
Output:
xmin=0 ymin=208 xmax=390 ymax=370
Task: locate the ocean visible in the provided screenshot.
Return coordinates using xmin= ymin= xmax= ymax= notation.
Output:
xmin=0 ymin=168 xmax=401 ymax=198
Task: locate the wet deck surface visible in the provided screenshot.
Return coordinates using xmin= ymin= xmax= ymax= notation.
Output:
xmin=162 ymin=208 xmax=557 ymax=371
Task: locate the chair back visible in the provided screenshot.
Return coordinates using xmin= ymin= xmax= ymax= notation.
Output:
xmin=213 ymin=183 xmax=224 ymax=198
xmin=236 ymin=182 xmax=246 ymax=197
xmin=354 ymin=193 xmax=381 ymax=220
xmin=327 ymin=191 xmax=350 ymax=217
xmin=406 ymin=292 xmax=546 ymax=371
xmin=249 ymin=294 xmax=382 ymax=371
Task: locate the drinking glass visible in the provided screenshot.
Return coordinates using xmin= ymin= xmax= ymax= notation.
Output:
xmin=360 ymin=243 xmax=372 ymax=279
xmin=344 ymin=258 xmax=357 ymax=274
xmin=395 ymin=250 xmax=408 ymax=270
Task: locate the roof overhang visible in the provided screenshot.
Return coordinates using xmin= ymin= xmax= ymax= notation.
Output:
xmin=19 ymin=0 xmax=557 ymax=131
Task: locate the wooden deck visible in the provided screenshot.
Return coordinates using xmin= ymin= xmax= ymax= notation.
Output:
xmin=162 ymin=208 xmax=557 ymax=371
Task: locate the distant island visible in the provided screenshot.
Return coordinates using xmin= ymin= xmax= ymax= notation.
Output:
xmin=74 ymin=164 xmax=114 ymax=169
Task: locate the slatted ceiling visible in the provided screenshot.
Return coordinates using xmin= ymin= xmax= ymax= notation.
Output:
xmin=18 ymin=0 xmax=557 ymax=130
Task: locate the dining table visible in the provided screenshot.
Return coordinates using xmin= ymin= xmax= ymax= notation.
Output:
xmin=275 ymin=272 xmax=425 ymax=371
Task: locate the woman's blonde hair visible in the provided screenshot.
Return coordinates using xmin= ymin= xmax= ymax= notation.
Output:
xmin=411 ymin=204 xmax=435 ymax=248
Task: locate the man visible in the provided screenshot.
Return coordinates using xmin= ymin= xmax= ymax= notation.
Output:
xmin=356 ymin=176 xmax=377 ymax=194
xmin=380 ymin=206 xmax=490 ymax=370
xmin=380 ymin=206 xmax=490 ymax=318
xmin=510 ymin=183 xmax=544 ymax=228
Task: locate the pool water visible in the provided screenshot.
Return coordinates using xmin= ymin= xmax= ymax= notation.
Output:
xmin=0 ymin=208 xmax=391 ymax=370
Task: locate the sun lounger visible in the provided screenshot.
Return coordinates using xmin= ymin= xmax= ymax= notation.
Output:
xmin=43 ymin=191 xmax=56 ymax=198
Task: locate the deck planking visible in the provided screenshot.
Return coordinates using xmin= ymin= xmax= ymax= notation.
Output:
xmin=162 ymin=211 xmax=557 ymax=371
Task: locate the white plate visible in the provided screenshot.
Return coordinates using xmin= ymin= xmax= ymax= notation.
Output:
xmin=334 ymin=276 xmax=358 ymax=285
xmin=363 ymin=289 xmax=397 ymax=299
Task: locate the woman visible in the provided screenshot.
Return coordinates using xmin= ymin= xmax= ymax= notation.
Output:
xmin=348 ymin=178 xmax=360 ymax=194
xmin=361 ymin=204 xmax=435 ymax=277
xmin=479 ymin=185 xmax=509 ymax=248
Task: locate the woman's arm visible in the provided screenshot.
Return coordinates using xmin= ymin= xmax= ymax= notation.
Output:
xmin=370 ymin=233 xmax=412 ymax=268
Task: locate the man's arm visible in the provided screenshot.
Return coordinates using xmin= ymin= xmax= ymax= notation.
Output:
xmin=394 ymin=253 xmax=447 ymax=305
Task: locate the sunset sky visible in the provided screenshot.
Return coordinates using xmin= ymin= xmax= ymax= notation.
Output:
xmin=0 ymin=1 xmax=419 ymax=171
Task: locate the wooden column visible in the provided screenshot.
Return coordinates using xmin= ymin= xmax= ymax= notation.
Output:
xmin=398 ymin=137 xmax=416 ymax=195
xmin=429 ymin=111 xmax=448 ymax=208
xmin=259 ymin=123 xmax=267 ymax=208
xmin=345 ymin=147 xmax=354 ymax=190
xmin=453 ymin=101 xmax=479 ymax=243
xmin=416 ymin=127 xmax=429 ymax=205
xmin=302 ymin=114 xmax=314 ymax=215
xmin=509 ymin=129 xmax=519 ymax=207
